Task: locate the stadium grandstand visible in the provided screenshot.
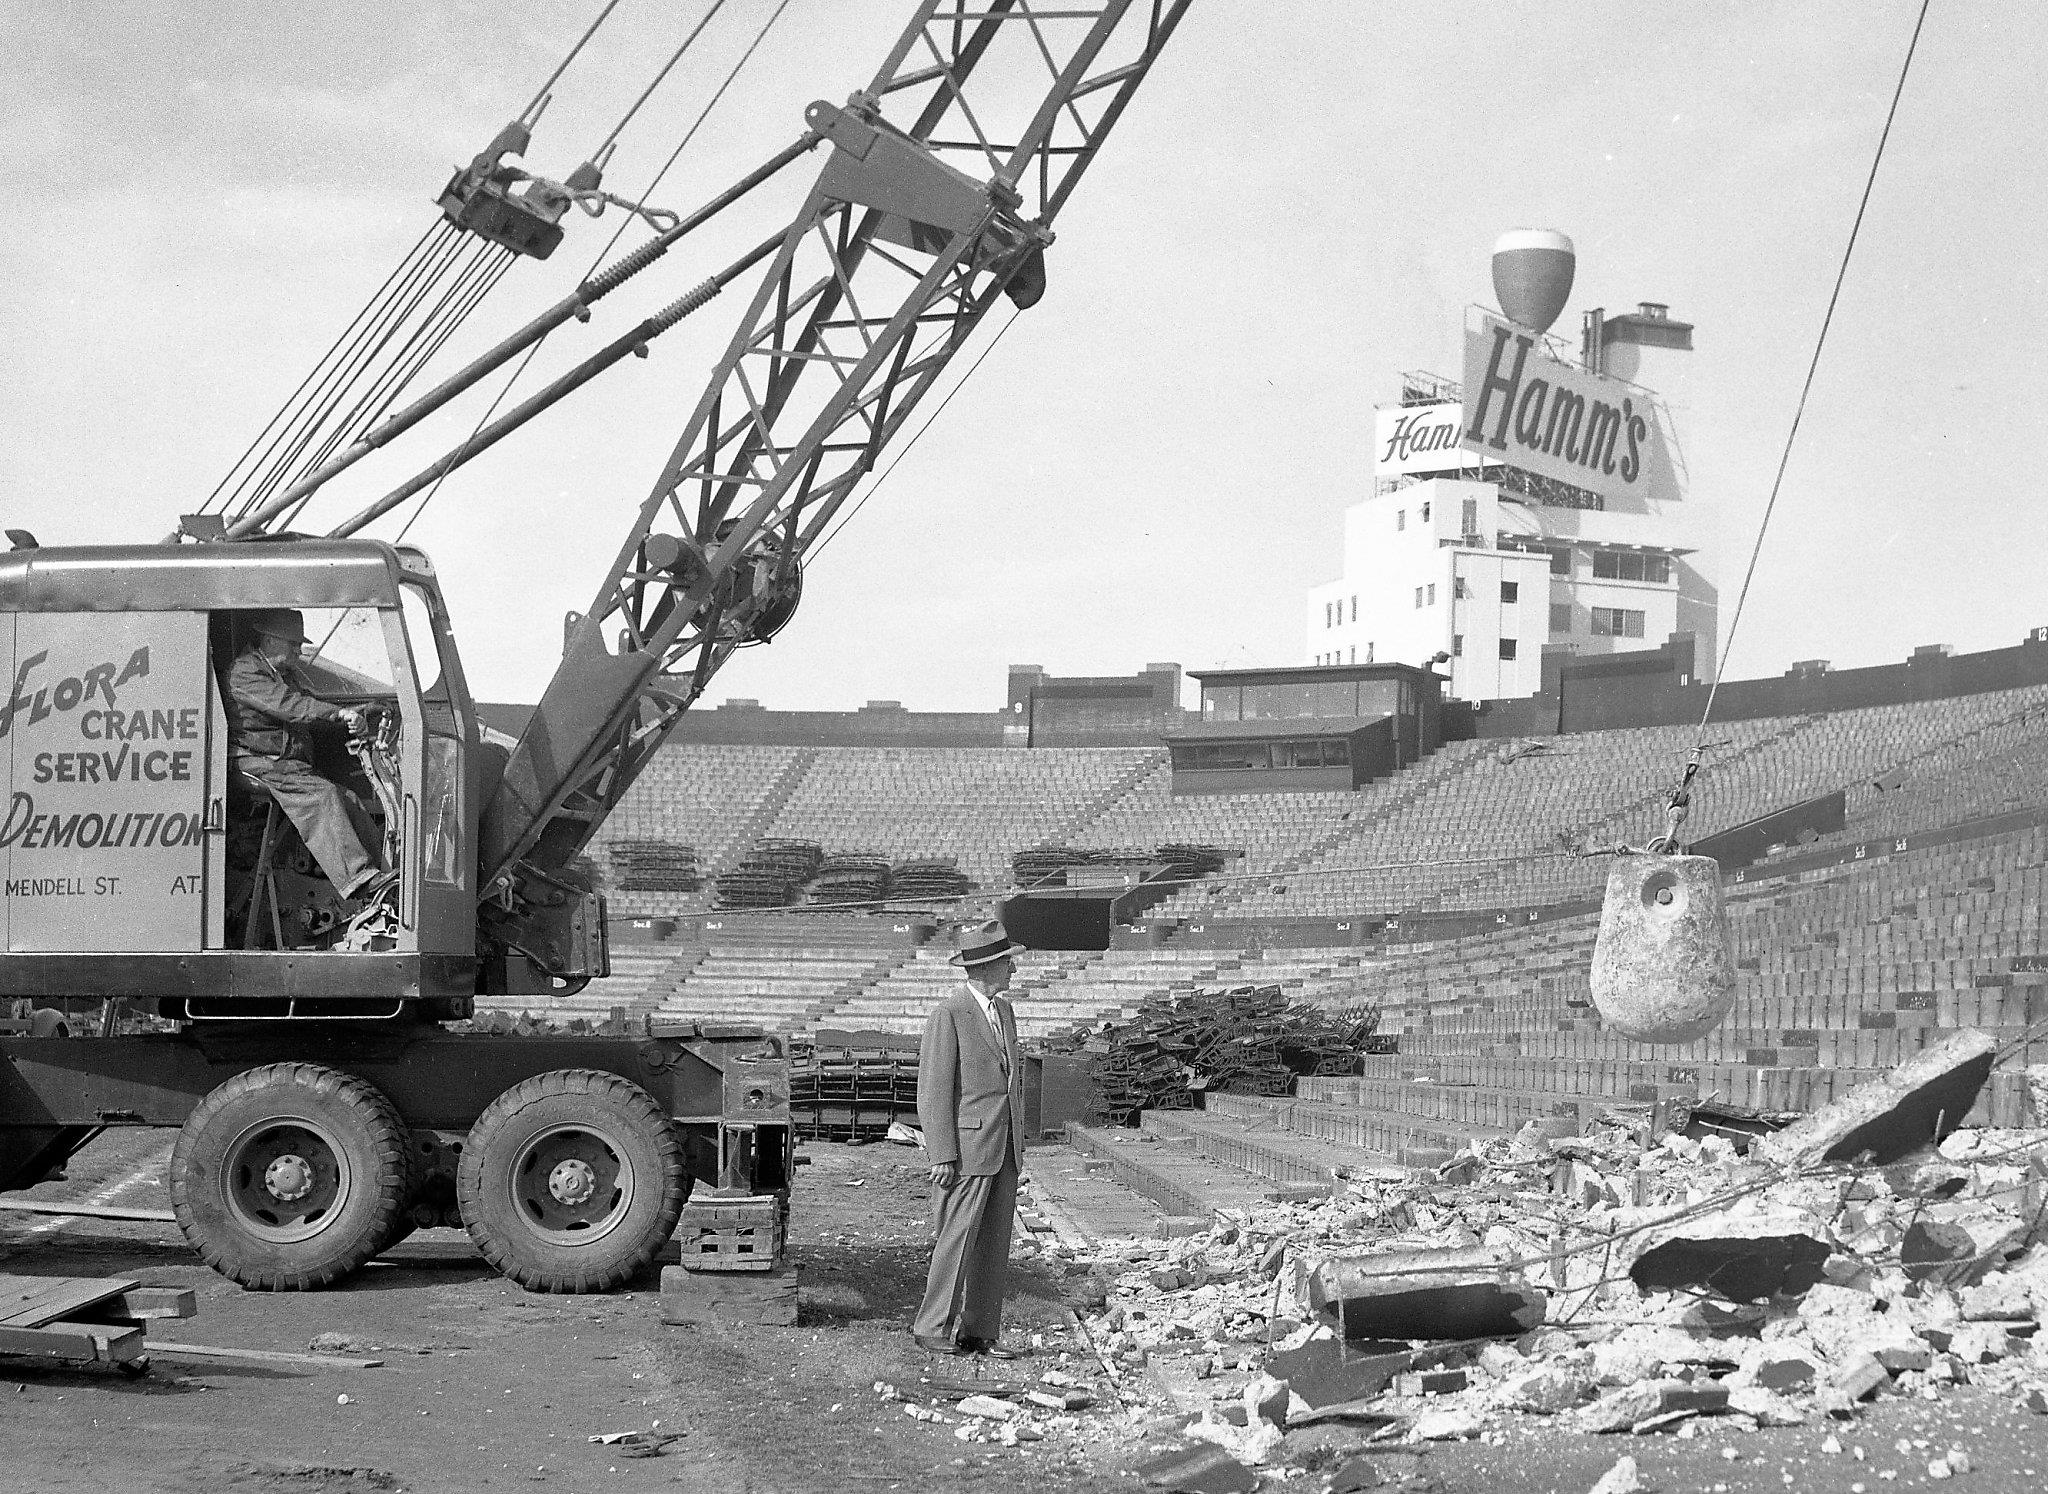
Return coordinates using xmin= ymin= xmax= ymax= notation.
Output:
xmin=482 ymin=632 xmax=2048 ymax=1164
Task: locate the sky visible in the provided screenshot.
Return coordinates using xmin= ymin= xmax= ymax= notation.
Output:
xmin=6 ymin=1 xmax=2046 ymax=713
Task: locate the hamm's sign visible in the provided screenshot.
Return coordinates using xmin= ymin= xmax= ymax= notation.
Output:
xmin=1373 ymin=402 xmax=1498 ymax=479
xmin=1459 ymin=312 xmax=1669 ymax=503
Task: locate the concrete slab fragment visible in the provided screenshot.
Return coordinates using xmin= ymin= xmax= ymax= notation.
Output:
xmin=1760 ymin=1030 xmax=1997 ymax=1168
xmin=1309 ymin=1247 xmax=1548 ymax=1341
xmin=1627 ymin=1211 xmax=1830 ymax=1302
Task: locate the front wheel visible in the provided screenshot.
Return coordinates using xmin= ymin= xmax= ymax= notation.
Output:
xmin=457 ymin=1069 xmax=688 ymax=1293
xmin=170 ymin=1063 xmax=412 ymax=1290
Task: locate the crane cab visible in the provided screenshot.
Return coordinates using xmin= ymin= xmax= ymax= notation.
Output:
xmin=0 ymin=538 xmax=482 ymax=1020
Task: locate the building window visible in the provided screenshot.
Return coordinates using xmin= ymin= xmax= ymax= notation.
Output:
xmin=1592 ymin=551 xmax=1672 ymax=584
xmin=1452 ymin=635 xmax=1463 ymax=657
xmin=1501 ymin=581 xmax=1519 ymax=603
xmin=1349 ymin=596 xmax=1357 ymax=622
xmin=1454 ymin=576 xmax=1468 ymax=600
xmin=1591 ymin=607 xmax=1646 ymax=638
xmin=1499 ymin=638 xmax=1518 ymax=660
xmin=1366 ymin=642 xmax=1374 ymax=663
xmin=1349 ymin=646 xmax=1355 ymax=664
xmin=1414 ymin=587 xmax=1424 ymax=609
xmin=1549 ymin=546 xmax=1571 ymax=576
xmin=1426 ymin=583 xmax=1436 ymax=605
xmin=1550 ymin=602 xmax=1572 ymax=634
xmin=1461 ymin=498 xmax=1478 ymax=535
xmin=1420 ymin=501 xmax=1431 ymax=521
xmin=1396 ymin=510 xmax=1406 ymax=532
xmin=1323 ymin=602 xmax=1331 ymax=628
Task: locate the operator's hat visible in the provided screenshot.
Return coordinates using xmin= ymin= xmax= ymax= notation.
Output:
xmin=246 ymin=608 xmax=310 ymax=644
xmin=949 ymin=918 xmax=1028 ymax=968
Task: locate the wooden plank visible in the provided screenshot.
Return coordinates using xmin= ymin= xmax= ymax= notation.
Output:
xmin=86 ymin=1287 xmax=197 ymax=1322
xmin=0 ymin=1320 xmax=145 ymax=1363
xmin=147 ymin=1341 xmax=384 ymax=1369
xmin=0 ymin=1276 xmax=140 ymax=1329
xmin=0 ymin=1198 xmax=176 ymax=1222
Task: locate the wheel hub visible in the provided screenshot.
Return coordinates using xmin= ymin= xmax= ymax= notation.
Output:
xmin=548 ymin=1157 xmax=598 ymax=1207
xmin=265 ymin=1153 xmax=316 ymax=1202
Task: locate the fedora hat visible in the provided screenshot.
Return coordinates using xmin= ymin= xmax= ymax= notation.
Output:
xmin=246 ymin=608 xmax=310 ymax=644
xmin=948 ymin=918 xmax=1027 ymax=968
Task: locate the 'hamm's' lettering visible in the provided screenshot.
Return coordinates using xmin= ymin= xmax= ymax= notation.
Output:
xmin=1462 ymin=322 xmax=1649 ymax=486
xmin=1378 ymin=409 xmax=1465 ymax=466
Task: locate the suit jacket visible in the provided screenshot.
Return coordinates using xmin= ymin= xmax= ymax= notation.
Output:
xmin=918 ymin=985 xmax=1026 ymax=1176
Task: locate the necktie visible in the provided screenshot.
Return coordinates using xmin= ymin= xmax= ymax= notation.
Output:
xmin=985 ymin=996 xmax=1009 ymax=1074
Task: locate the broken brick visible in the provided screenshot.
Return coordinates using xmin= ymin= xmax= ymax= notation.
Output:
xmin=1394 ymin=1369 xmax=1468 ymax=1398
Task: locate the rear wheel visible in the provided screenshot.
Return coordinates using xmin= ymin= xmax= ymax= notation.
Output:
xmin=457 ymin=1069 xmax=687 ymax=1293
xmin=170 ymin=1063 xmax=411 ymax=1290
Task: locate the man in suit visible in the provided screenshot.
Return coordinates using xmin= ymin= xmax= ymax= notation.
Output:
xmin=910 ymin=918 xmax=1029 ymax=1358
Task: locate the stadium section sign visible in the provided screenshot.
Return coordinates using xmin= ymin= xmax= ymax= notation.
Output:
xmin=1374 ymin=402 xmax=1498 ymax=478
xmin=1459 ymin=312 xmax=1667 ymax=503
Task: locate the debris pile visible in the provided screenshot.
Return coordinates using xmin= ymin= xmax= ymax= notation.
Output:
xmin=1006 ymin=1032 xmax=2048 ymax=1491
xmin=1041 ymin=986 xmax=1384 ymax=1120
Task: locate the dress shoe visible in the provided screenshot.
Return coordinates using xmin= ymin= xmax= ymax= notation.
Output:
xmin=958 ymin=1336 xmax=1019 ymax=1360
xmin=910 ymin=1332 xmax=967 ymax=1356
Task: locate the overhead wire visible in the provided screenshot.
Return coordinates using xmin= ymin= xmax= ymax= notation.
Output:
xmin=594 ymin=0 xmax=731 ymax=158
xmin=810 ymin=307 xmax=1024 ymax=560
xmin=1691 ymin=0 xmax=1930 ymax=747
xmin=520 ymin=0 xmax=628 ymax=123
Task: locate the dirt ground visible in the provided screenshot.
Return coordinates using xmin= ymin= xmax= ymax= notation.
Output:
xmin=5 ymin=1132 xmax=2048 ymax=1494
xmin=0 ymin=1130 xmax=1145 ymax=1494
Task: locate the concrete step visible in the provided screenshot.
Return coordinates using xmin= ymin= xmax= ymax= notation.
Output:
xmin=1065 ymin=1122 xmax=1282 ymax=1220
xmin=1021 ymin=1142 xmax=1164 ymax=1242
xmin=1139 ymin=1107 xmax=1373 ymax=1187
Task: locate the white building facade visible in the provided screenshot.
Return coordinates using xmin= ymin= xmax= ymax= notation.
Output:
xmin=1306 ymin=305 xmax=1715 ymax=702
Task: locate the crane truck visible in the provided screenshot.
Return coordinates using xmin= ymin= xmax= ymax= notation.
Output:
xmin=0 ymin=1 xmax=1190 ymax=1294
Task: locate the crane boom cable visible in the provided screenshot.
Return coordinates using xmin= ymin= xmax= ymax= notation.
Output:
xmin=593 ymin=0 xmax=731 ymax=157
xmin=274 ymin=249 xmax=520 ymax=535
xmin=286 ymin=242 xmax=506 ymax=492
xmin=224 ymin=226 xmax=476 ymax=525
xmin=1693 ymin=0 xmax=1928 ymax=749
xmin=219 ymin=0 xmax=653 ymax=535
xmin=521 ymin=0 xmax=628 ymax=122
xmin=369 ymin=0 xmax=797 ymax=543
xmin=195 ymin=219 xmax=450 ymax=518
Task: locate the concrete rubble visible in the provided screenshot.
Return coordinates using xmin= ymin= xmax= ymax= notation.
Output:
xmin=881 ymin=1041 xmax=2048 ymax=1492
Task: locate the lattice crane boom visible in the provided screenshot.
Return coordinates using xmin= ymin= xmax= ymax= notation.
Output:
xmin=478 ymin=0 xmax=1193 ymax=927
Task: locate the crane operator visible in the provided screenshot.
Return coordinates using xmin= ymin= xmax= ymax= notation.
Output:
xmin=225 ymin=609 xmax=393 ymax=910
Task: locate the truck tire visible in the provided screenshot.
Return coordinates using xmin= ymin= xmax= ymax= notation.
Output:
xmin=170 ymin=1063 xmax=412 ymax=1291
xmin=457 ymin=1069 xmax=687 ymax=1293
